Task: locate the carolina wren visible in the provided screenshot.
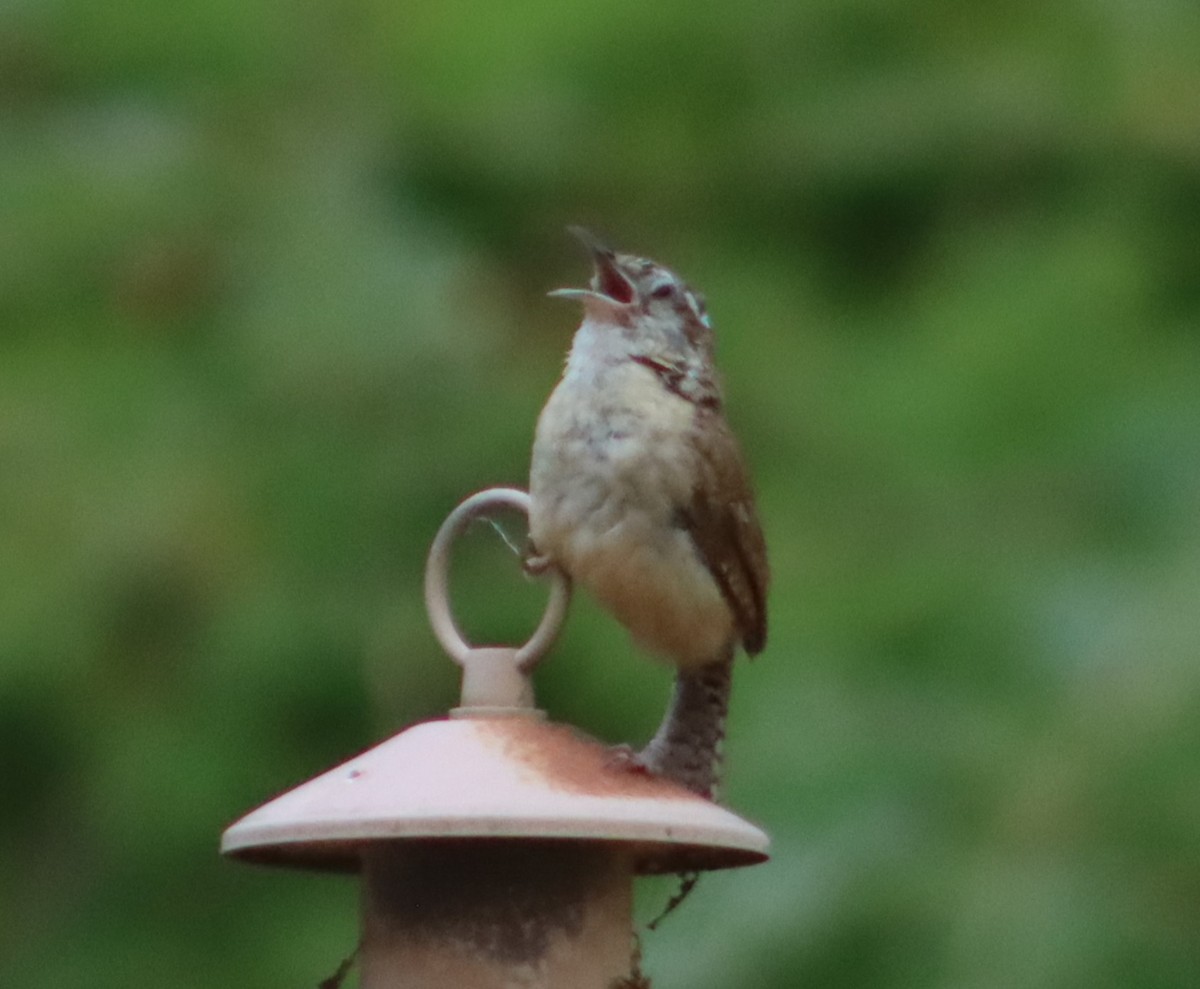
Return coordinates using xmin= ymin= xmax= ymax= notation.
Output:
xmin=528 ymin=229 xmax=768 ymax=798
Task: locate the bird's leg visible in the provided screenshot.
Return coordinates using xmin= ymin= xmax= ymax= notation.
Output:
xmin=637 ymin=651 xmax=734 ymax=800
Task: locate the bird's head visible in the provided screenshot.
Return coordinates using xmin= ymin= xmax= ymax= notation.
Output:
xmin=549 ymin=227 xmax=713 ymax=363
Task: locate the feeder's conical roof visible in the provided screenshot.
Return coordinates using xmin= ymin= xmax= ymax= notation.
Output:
xmin=221 ymin=714 xmax=769 ymax=875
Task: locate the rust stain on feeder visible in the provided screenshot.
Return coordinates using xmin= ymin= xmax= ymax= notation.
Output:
xmin=481 ymin=717 xmax=703 ymax=800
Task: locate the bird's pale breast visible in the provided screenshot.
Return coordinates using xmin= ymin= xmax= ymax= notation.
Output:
xmin=529 ymin=361 xmax=734 ymax=667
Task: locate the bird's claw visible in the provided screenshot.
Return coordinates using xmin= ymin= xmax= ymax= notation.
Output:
xmin=606 ymin=743 xmax=655 ymax=777
xmin=522 ymin=551 xmax=553 ymax=577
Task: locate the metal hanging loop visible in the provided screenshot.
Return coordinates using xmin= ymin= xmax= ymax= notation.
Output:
xmin=424 ymin=487 xmax=571 ymax=674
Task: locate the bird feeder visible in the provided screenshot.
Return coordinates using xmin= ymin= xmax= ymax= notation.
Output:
xmin=221 ymin=488 xmax=770 ymax=988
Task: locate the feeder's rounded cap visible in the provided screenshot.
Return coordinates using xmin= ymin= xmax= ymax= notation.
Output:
xmin=221 ymin=715 xmax=769 ymax=875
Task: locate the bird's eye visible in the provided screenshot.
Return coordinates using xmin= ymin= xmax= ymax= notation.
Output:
xmin=650 ymin=282 xmax=674 ymax=300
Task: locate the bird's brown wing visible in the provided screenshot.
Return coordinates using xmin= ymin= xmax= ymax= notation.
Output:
xmin=679 ymin=408 xmax=769 ymax=655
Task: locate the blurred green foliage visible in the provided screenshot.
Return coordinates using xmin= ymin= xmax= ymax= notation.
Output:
xmin=3 ymin=0 xmax=1200 ymax=986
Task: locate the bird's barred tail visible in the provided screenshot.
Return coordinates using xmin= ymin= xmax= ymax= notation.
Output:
xmin=638 ymin=651 xmax=734 ymax=799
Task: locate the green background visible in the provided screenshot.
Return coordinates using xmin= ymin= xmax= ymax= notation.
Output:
xmin=3 ymin=0 xmax=1199 ymax=986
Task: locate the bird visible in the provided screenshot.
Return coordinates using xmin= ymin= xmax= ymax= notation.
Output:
xmin=527 ymin=228 xmax=768 ymax=799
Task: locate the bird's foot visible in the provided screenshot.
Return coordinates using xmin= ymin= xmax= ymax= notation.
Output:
xmin=605 ymin=743 xmax=655 ymax=776
xmin=522 ymin=550 xmax=553 ymax=578
xmin=635 ymin=740 xmax=718 ymax=801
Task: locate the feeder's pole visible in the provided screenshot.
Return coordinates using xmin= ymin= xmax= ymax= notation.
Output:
xmin=360 ymin=840 xmax=632 ymax=989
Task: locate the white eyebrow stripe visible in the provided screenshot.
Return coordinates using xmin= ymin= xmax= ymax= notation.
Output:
xmin=684 ymin=289 xmax=711 ymax=326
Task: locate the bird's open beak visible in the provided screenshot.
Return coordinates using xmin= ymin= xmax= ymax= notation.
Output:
xmin=547 ymin=226 xmax=636 ymax=311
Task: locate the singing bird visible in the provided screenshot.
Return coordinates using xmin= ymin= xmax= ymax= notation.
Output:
xmin=527 ymin=229 xmax=768 ymax=798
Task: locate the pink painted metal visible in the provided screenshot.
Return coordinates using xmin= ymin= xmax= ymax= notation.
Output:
xmin=221 ymin=707 xmax=768 ymax=875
